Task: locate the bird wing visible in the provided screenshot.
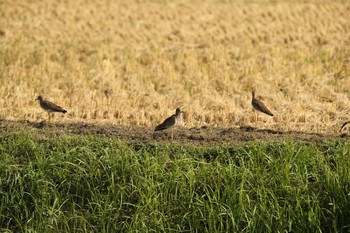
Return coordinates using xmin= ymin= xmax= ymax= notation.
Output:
xmin=252 ymin=99 xmax=274 ymax=116
xmin=42 ymin=100 xmax=67 ymax=113
xmin=155 ymin=115 xmax=176 ymax=131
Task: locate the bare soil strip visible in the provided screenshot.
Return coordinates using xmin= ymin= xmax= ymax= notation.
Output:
xmin=0 ymin=119 xmax=346 ymax=146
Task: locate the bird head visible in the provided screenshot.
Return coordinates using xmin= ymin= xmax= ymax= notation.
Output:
xmin=175 ymin=108 xmax=185 ymax=115
xmin=36 ymin=96 xmax=43 ymax=101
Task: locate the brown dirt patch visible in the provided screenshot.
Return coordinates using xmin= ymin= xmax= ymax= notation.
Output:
xmin=0 ymin=119 xmax=347 ymax=146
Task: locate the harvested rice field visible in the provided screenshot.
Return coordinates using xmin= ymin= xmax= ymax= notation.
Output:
xmin=1 ymin=0 xmax=350 ymax=134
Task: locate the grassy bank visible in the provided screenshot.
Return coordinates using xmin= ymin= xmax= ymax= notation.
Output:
xmin=0 ymin=132 xmax=349 ymax=232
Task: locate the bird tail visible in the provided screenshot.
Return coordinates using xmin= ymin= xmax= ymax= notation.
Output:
xmin=154 ymin=124 xmax=165 ymax=131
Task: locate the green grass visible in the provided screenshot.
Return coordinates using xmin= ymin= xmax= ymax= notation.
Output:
xmin=0 ymin=132 xmax=349 ymax=232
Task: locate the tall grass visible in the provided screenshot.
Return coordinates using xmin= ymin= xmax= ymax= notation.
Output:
xmin=0 ymin=132 xmax=349 ymax=232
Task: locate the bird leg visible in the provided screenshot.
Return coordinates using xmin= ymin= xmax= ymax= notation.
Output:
xmin=255 ymin=112 xmax=257 ymax=123
xmin=253 ymin=110 xmax=258 ymax=123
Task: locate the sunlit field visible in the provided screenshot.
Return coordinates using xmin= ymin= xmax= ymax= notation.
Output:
xmin=1 ymin=1 xmax=350 ymax=231
xmin=1 ymin=0 xmax=350 ymax=133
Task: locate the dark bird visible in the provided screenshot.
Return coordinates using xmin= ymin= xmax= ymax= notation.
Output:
xmin=155 ymin=108 xmax=184 ymax=139
xmin=36 ymin=95 xmax=67 ymax=121
xmin=251 ymin=91 xmax=274 ymax=117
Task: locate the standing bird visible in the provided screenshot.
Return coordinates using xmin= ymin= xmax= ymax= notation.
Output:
xmin=251 ymin=91 xmax=273 ymax=121
xmin=154 ymin=108 xmax=184 ymax=139
xmin=36 ymin=95 xmax=67 ymax=121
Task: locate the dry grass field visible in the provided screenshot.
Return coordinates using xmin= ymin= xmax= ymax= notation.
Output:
xmin=1 ymin=0 xmax=350 ymax=134
xmin=1 ymin=2 xmax=350 ymax=231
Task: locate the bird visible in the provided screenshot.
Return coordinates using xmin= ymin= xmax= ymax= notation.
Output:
xmin=36 ymin=95 xmax=67 ymax=121
xmin=154 ymin=108 xmax=184 ymax=139
xmin=251 ymin=91 xmax=274 ymax=121
xmin=340 ymin=121 xmax=350 ymax=133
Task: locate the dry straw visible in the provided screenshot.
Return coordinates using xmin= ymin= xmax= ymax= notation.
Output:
xmin=1 ymin=0 xmax=350 ymax=133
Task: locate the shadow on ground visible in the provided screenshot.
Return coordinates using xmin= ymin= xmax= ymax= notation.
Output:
xmin=0 ymin=119 xmax=347 ymax=146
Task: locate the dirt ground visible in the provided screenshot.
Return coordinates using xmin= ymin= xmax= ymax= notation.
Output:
xmin=0 ymin=119 xmax=347 ymax=146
